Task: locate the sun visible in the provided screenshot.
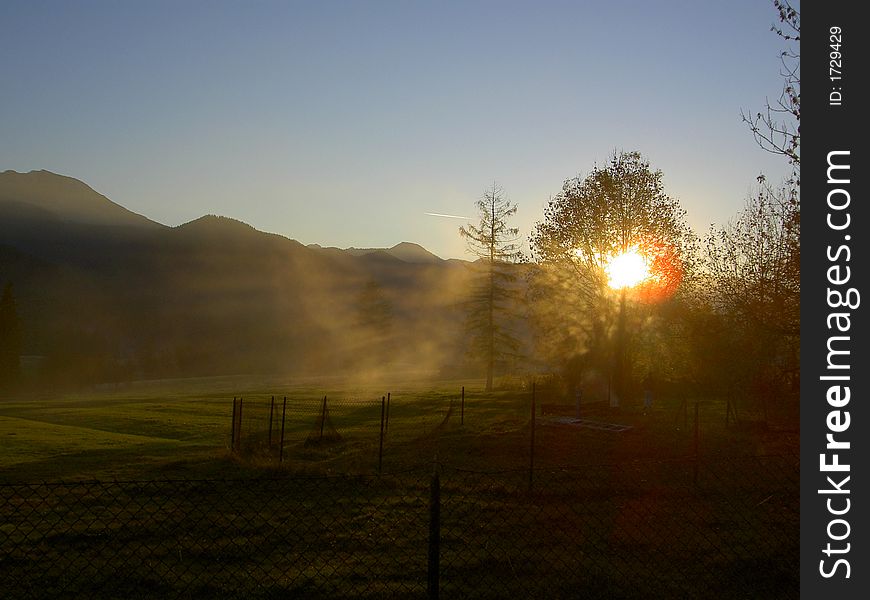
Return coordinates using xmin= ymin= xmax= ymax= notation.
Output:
xmin=605 ymin=247 xmax=650 ymax=289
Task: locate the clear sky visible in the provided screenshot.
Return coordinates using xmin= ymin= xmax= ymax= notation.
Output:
xmin=1 ymin=0 xmax=794 ymax=259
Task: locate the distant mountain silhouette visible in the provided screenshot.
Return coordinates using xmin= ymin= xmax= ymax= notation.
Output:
xmin=307 ymin=241 xmax=444 ymax=264
xmin=0 ymin=170 xmax=480 ymax=384
xmin=0 ymin=170 xmax=162 ymax=229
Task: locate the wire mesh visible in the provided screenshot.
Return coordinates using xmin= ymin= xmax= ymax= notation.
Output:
xmin=1 ymin=455 xmax=797 ymax=599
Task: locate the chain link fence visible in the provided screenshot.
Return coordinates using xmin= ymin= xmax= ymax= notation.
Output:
xmin=1 ymin=455 xmax=797 ymax=599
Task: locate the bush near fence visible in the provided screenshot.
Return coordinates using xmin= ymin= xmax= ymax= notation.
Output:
xmin=1 ymin=454 xmax=798 ymax=599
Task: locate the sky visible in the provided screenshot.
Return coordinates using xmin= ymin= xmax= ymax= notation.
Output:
xmin=1 ymin=0 xmax=795 ymax=260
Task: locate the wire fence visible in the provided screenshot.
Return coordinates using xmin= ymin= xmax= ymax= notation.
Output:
xmin=1 ymin=455 xmax=798 ymax=599
xmin=229 ymin=393 xmax=456 ymax=465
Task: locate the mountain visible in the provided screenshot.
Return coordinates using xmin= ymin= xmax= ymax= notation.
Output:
xmin=0 ymin=170 xmax=162 ymax=229
xmin=307 ymin=241 xmax=444 ymax=264
xmin=385 ymin=242 xmax=443 ymax=264
xmin=0 ymin=170 xmax=483 ymax=385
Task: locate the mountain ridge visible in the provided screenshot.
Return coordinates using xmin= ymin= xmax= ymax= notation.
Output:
xmin=0 ymin=170 xmax=450 ymax=263
xmin=0 ymin=169 xmax=163 ymax=229
xmin=0 ymin=169 xmax=480 ymax=382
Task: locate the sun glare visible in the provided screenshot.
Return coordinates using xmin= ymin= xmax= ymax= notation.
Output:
xmin=605 ymin=248 xmax=650 ymax=289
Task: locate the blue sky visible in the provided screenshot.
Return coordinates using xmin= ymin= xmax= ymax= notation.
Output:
xmin=1 ymin=1 xmax=794 ymax=259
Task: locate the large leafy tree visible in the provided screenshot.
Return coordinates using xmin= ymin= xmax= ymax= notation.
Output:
xmin=460 ymin=183 xmax=524 ymax=391
xmin=529 ymin=151 xmax=694 ymax=396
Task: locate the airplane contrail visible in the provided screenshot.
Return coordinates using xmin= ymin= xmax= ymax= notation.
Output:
xmin=424 ymin=212 xmax=470 ymax=220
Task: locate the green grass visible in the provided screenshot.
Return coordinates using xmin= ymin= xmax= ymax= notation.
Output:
xmin=0 ymin=375 xmax=799 ymax=598
xmin=0 ymin=374 xmax=797 ymax=482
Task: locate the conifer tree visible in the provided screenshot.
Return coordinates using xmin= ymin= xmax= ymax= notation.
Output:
xmin=460 ymin=184 xmax=523 ymax=391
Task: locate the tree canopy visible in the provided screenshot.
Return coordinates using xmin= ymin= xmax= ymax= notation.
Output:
xmin=528 ymin=151 xmax=695 ymax=394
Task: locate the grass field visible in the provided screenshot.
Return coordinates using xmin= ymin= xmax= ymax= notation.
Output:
xmin=0 ymin=375 xmax=799 ymax=597
xmin=0 ymin=373 xmax=798 ymax=482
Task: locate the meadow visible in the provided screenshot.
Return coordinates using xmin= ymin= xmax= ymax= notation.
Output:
xmin=0 ymin=373 xmax=798 ymax=481
xmin=0 ymin=375 xmax=799 ymax=598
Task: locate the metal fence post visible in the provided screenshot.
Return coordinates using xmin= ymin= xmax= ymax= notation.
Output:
xmin=320 ymin=395 xmax=327 ymax=441
xmin=279 ymin=396 xmax=287 ymax=463
xmin=268 ymin=395 xmax=275 ymax=448
xmin=385 ymin=392 xmax=391 ymax=435
xmin=693 ymin=400 xmax=700 ymax=485
xmin=231 ymin=397 xmax=237 ymax=454
xmin=378 ymin=396 xmax=386 ymax=474
xmin=428 ymin=466 xmax=441 ymax=600
xmin=460 ymin=386 xmax=465 ymax=425
xmin=529 ymin=381 xmax=536 ymax=491
xmin=237 ymin=398 xmax=243 ymax=453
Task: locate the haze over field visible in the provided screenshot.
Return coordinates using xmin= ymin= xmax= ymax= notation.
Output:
xmin=1 ymin=169 xmax=483 ymax=383
xmin=0 ymin=1 xmax=799 ymax=413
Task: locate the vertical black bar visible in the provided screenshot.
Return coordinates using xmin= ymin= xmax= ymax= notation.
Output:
xmin=461 ymin=386 xmax=465 ymax=425
xmin=530 ymin=381 xmax=536 ymax=490
xmin=279 ymin=396 xmax=287 ymax=463
xmin=269 ymin=395 xmax=275 ymax=448
xmin=231 ymin=397 xmax=237 ymax=453
xmin=237 ymin=398 xmax=243 ymax=453
xmin=693 ymin=400 xmax=699 ymax=485
xmin=385 ymin=392 xmax=391 ymax=435
xmin=427 ymin=469 xmax=441 ymax=600
xmin=378 ymin=395 xmax=386 ymax=474
xmin=320 ymin=395 xmax=327 ymax=440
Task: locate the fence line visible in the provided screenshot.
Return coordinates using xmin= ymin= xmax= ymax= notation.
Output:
xmin=1 ymin=455 xmax=798 ymax=599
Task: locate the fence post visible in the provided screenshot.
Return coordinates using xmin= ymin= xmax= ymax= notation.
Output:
xmin=320 ymin=395 xmax=327 ymax=441
xmin=269 ymin=395 xmax=275 ymax=448
xmin=385 ymin=392 xmax=391 ymax=435
xmin=427 ymin=466 xmax=441 ymax=600
xmin=693 ymin=400 xmax=700 ymax=485
xmin=231 ymin=397 xmax=237 ymax=454
xmin=279 ymin=396 xmax=287 ymax=462
xmin=378 ymin=395 xmax=386 ymax=474
xmin=529 ymin=380 xmax=536 ymax=491
xmin=460 ymin=386 xmax=465 ymax=425
xmin=237 ymin=398 xmax=243 ymax=453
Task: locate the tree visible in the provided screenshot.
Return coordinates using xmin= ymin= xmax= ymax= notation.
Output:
xmin=528 ymin=151 xmax=695 ymax=398
xmin=742 ymin=1 xmax=800 ymax=172
xmin=703 ymin=176 xmax=800 ymax=407
xmin=460 ymin=183 xmax=524 ymax=391
xmin=0 ymin=282 xmax=23 ymax=389
xmin=700 ymin=1 xmax=802 ymax=417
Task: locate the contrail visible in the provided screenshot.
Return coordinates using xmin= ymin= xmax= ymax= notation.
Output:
xmin=425 ymin=212 xmax=470 ymax=220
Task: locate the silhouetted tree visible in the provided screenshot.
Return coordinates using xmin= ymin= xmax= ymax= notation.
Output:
xmin=698 ymin=0 xmax=801 ymax=415
xmin=742 ymin=0 xmax=800 ymax=171
xmin=529 ymin=151 xmax=695 ymax=395
xmin=0 ymin=282 xmax=22 ymax=388
xmin=703 ymin=177 xmax=800 ymax=406
xmin=460 ymin=183 xmax=524 ymax=391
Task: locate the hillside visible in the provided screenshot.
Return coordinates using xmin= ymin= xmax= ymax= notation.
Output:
xmin=0 ymin=170 xmax=162 ymax=228
xmin=0 ymin=170 xmax=490 ymax=385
